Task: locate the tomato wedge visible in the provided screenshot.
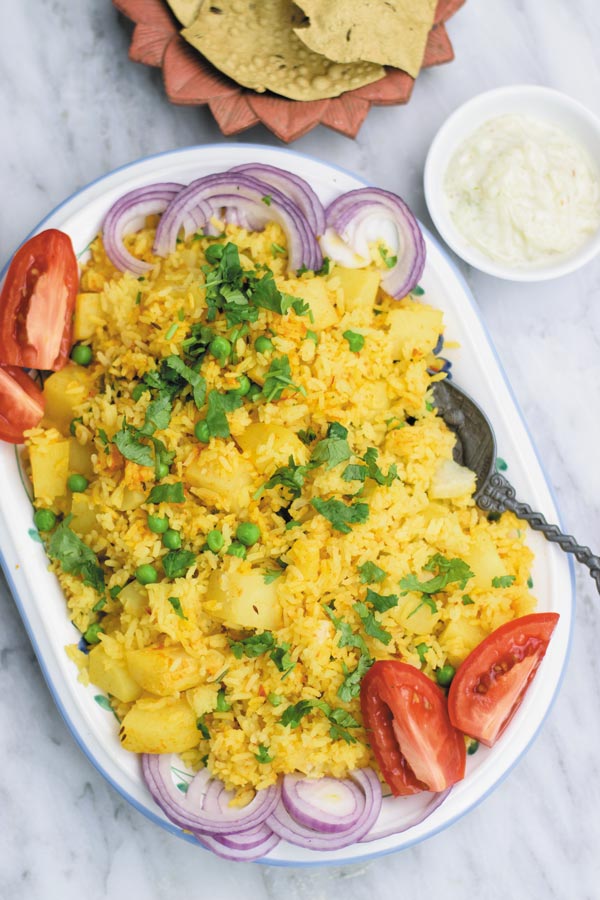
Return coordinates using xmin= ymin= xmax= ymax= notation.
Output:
xmin=0 ymin=365 xmax=45 ymax=443
xmin=0 ymin=229 xmax=78 ymax=371
xmin=448 ymin=612 xmax=560 ymax=747
xmin=360 ymin=660 xmax=466 ymax=796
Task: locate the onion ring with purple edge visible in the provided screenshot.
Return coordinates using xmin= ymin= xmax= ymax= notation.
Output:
xmin=152 ymin=172 xmax=322 ymax=273
xmin=359 ymin=788 xmax=451 ymax=842
xmin=194 ymin=827 xmax=281 ymax=861
xmin=322 ymin=187 xmax=426 ymax=297
xmin=228 ymin=163 xmax=326 ymax=235
xmin=101 ymin=183 xmax=185 ymax=275
xmin=142 ymin=754 xmax=280 ymax=834
xmin=267 ymin=768 xmax=382 ymax=850
xmin=281 ymin=774 xmax=362 ymax=833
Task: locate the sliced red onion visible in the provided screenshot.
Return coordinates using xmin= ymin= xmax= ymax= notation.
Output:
xmin=323 ymin=188 xmax=426 ymax=298
xmin=359 ymin=788 xmax=451 ymax=843
xmin=142 ymin=754 xmax=279 ymax=835
xmin=102 ymin=183 xmax=184 ymax=275
xmin=194 ymin=827 xmax=281 ymax=862
xmin=153 ymin=172 xmax=322 ymax=273
xmin=281 ymin=774 xmax=362 ymax=833
xmin=267 ymin=768 xmax=382 ymax=851
xmin=228 ymin=163 xmax=326 ymax=236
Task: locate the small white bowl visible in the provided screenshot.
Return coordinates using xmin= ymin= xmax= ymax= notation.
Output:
xmin=424 ymin=85 xmax=600 ymax=281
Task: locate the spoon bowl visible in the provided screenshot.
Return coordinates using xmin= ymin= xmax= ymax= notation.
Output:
xmin=433 ymin=379 xmax=600 ymax=592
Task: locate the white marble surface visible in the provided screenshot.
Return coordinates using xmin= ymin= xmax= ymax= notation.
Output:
xmin=1 ymin=1 xmax=600 ymax=897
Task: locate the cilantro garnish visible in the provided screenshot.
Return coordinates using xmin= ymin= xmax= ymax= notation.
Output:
xmin=379 ymin=245 xmax=398 ymax=268
xmin=112 ymin=426 xmax=155 ymax=467
xmin=281 ymin=699 xmax=360 ymax=743
xmin=255 ymin=744 xmax=274 ymax=763
xmin=229 ymin=631 xmax=294 ymax=676
xmin=323 ymin=604 xmax=369 ymax=656
xmin=415 ymin=642 xmax=429 ymax=665
xmin=271 ymin=242 xmax=286 ymax=255
xmin=338 ymin=653 xmax=373 ymax=703
xmin=164 ymin=356 xmax=207 ymax=408
xmin=400 ymin=553 xmax=474 ymax=595
xmin=48 ymin=517 xmax=105 ymax=596
xmin=341 ymin=447 xmax=398 ymax=487
xmin=165 ymin=323 xmax=178 ymax=341
xmin=256 ymin=456 xmax=310 ymax=500
xmin=196 ymin=717 xmax=210 ymax=740
xmin=262 ymin=195 xmax=272 ymax=206
xmin=147 ymin=482 xmax=185 ymax=504
xmin=263 ymin=569 xmax=283 ymax=584
xmin=316 ymin=257 xmax=331 ymax=276
xmin=492 ymin=575 xmax=516 ymax=588
xmin=311 ymin=497 xmax=369 ymax=534
xmin=462 ymin=594 xmax=474 ymax=605
xmin=163 ymin=550 xmax=196 ymax=579
xmin=168 ymin=596 xmax=187 ymax=619
xmin=365 ymin=587 xmax=398 ymax=612
xmin=262 ymin=356 xmax=305 ymax=402
xmin=353 ymin=601 xmax=392 ymax=645
xmin=342 ymin=330 xmax=365 ymax=353
xmin=205 ymin=389 xmax=243 ymax=439
xmin=310 ymin=422 xmax=351 ymax=470
xmin=358 ymin=561 xmax=387 ymax=584
xmin=216 ymin=688 xmax=231 ymax=712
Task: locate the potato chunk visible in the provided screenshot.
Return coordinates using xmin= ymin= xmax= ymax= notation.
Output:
xmin=430 ymin=459 xmax=476 ymax=500
xmin=119 ymin=698 xmax=199 ymax=754
xmin=388 ymin=303 xmax=443 ymax=360
xmin=43 ymin=364 xmax=94 ymax=435
xmin=88 ymin=643 xmax=142 ymax=703
xmin=206 ymin=562 xmax=282 ymax=630
xmin=30 ymin=436 xmax=70 ymax=503
xmin=236 ymin=422 xmax=308 ymax=474
xmin=73 ymin=292 xmax=102 ymax=341
xmin=185 ymin=445 xmax=254 ymax=513
xmin=286 ymin=278 xmax=337 ymax=330
xmin=70 ymin=493 xmax=98 ymax=534
xmin=332 ymin=267 xmax=380 ymax=312
xmin=465 ymin=534 xmax=509 ymax=591
xmin=125 ymin=647 xmax=204 ymax=696
xmin=68 ymin=437 xmax=95 ymax=480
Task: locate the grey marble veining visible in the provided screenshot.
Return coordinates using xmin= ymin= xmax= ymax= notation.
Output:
xmin=1 ymin=0 xmax=600 ymax=897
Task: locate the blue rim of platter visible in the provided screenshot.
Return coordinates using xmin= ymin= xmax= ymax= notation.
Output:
xmin=0 ymin=143 xmax=576 ymax=867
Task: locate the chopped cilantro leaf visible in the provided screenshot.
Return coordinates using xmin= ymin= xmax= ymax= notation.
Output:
xmin=379 ymin=245 xmax=398 ymax=268
xmin=400 ymin=553 xmax=473 ymax=595
xmin=311 ymin=497 xmax=369 ymax=534
xmin=365 ymin=587 xmax=398 ymax=613
xmin=462 ymin=594 xmax=475 ymax=605
xmin=408 ymin=596 xmax=438 ymax=618
xmin=415 ymin=642 xmax=429 ymax=665
xmin=271 ymin=242 xmax=286 ymax=255
xmin=165 ymin=323 xmax=178 ymax=341
xmin=262 ymin=356 xmax=305 ymax=402
xmin=163 ymin=550 xmax=196 ymax=578
xmin=492 ymin=575 xmax=516 ymax=588
xmin=112 ymin=425 xmax=155 ymax=467
xmin=168 ymin=596 xmax=187 ymax=619
xmin=281 ymin=700 xmax=315 ymax=728
xmin=48 ymin=517 xmax=105 ymax=596
xmin=255 ymin=744 xmax=274 ymax=764
xmin=263 ymin=569 xmax=283 ymax=584
xmin=230 ymin=631 xmax=276 ymax=660
xmin=268 ymin=692 xmax=282 ymax=706
xmin=316 ymin=257 xmax=331 ymax=276
xmin=342 ymin=330 xmax=365 ymax=353
xmin=164 ymin=356 xmax=206 ymax=409
xmin=337 ymin=653 xmax=373 ymax=703
xmin=305 ymin=330 xmax=318 ymax=343
xmin=257 ymin=456 xmax=310 ymax=500
xmin=323 ymin=604 xmax=369 ymax=656
xmin=205 ymin=389 xmax=243 ymax=439
xmin=196 ymin=716 xmax=210 ymax=740
xmin=358 ymin=561 xmax=387 ymax=584
xmin=216 ymin=688 xmax=231 ymax=712
xmin=147 ymin=482 xmax=185 ymax=504
xmin=311 ymin=422 xmax=351 ymax=470
xmin=262 ymin=195 xmax=272 ymax=206
xmin=353 ymin=601 xmax=392 ymax=645
xmin=269 ymin=641 xmax=295 ymax=677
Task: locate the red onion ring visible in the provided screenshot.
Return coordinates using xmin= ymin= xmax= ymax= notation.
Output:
xmin=324 ymin=187 xmax=426 ymax=298
xmin=194 ymin=827 xmax=281 ymax=862
xmin=153 ymin=172 xmax=322 ymax=273
xmin=142 ymin=754 xmax=279 ymax=835
xmin=281 ymin=774 xmax=362 ymax=833
xmin=359 ymin=788 xmax=451 ymax=842
xmin=267 ymin=768 xmax=382 ymax=851
xmin=228 ymin=163 xmax=326 ymax=235
xmin=101 ymin=183 xmax=184 ymax=275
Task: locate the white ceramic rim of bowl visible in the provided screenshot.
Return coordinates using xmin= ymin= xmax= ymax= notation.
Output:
xmin=0 ymin=143 xmax=575 ymax=866
xmin=424 ymin=84 xmax=600 ymax=281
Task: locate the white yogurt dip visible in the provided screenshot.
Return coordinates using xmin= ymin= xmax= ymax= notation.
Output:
xmin=444 ymin=114 xmax=600 ymax=265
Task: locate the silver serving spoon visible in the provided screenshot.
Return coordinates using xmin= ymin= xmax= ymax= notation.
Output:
xmin=433 ymin=380 xmax=600 ymax=592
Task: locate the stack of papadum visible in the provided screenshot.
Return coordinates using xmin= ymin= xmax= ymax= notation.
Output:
xmin=166 ymin=0 xmax=438 ymax=101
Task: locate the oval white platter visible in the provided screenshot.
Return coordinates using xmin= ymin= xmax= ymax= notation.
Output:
xmin=0 ymin=145 xmax=574 ymax=866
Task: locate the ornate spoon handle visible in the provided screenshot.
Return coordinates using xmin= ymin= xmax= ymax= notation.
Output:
xmin=477 ymin=473 xmax=600 ymax=593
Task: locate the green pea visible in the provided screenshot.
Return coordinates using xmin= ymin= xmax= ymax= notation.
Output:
xmin=254 ymin=336 xmax=274 ymax=354
xmin=34 ymin=508 xmax=56 ymax=532
xmin=67 ymin=474 xmax=89 ymax=493
xmin=135 ymin=564 xmax=158 ymax=585
xmin=435 ymin=664 xmax=456 ymax=687
xmin=162 ymin=529 xmax=182 ymax=550
xmin=156 ymin=462 xmax=170 ymax=479
xmin=84 ymin=622 xmax=104 ymax=644
xmin=195 ymin=420 xmax=210 ymax=443
xmin=246 ymin=383 xmax=262 ymax=402
xmin=228 ymin=374 xmax=251 ymax=397
xmin=147 ymin=514 xmax=169 ymax=534
xmin=206 ymin=529 xmax=224 ymax=553
xmin=226 ymin=542 xmax=247 ymax=559
xmin=236 ymin=521 xmax=260 ymax=547
xmin=209 ymin=336 xmax=232 ymax=362
xmin=467 ymin=738 xmax=480 ymax=755
xmin=71 ymin=344 xmax=93 ymax=366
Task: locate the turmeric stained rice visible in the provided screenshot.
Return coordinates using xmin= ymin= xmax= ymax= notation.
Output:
xmin=26 ymin=220 xmax=535 ymax=795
